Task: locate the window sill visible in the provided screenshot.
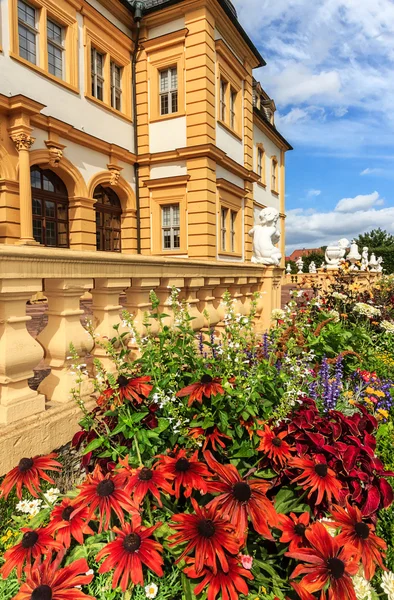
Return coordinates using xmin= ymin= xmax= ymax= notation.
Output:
xmin=257 ymin=181 xmax=267 ymax=189
xmin=152 ymin=249 xmax=188 ymax=256
xmin=85 ymin=94 xmax=133 ymax=123
xmin=218 ymin=250 xmax=243 ymax=258
xmin=10 ymin=52 xmax=79 ymax=94
xmin=271 ymin=189 xmax=279 ymax=197
xmin=217 ymin=120 xmax=243 ymax=142
xmin=150 ymin=112 xmax=186 ymax=124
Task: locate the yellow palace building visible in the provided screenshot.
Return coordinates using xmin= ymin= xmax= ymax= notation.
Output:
xmin=0 ymin=0 xmax=291 ymax=469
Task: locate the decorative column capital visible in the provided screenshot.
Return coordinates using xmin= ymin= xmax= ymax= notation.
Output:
xmin=45 ymin=140 xmax=66 ymax=168
xmin=107 ymin=163 xmax=123 ymax=186
xmin=10 ymin=132 xmax=35 ymax=152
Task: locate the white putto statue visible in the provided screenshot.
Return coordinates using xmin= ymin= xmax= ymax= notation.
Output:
xmin=361 ymin=247 xmax=369 ymax=271
xmin=309 ymin=261 xmax=317 ymax=274
xmin=324 ymin=238 xmax=350 ymax=269
xmin=249 ymin=207 xmax=282 ymax=266
xmin=295 ymin=256 xmax=304 ymax=273
xmin=348 ymin=240 xmax=361 ymax=270
xmin=377 ymin=256 xmax=384 ymax=273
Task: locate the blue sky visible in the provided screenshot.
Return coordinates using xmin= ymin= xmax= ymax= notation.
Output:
xmin=233 ymin=0 xmax=394 ymax=251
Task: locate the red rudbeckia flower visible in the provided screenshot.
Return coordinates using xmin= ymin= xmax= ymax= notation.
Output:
xmin=188 ymin=425 xmax=232 ymax=451
xmin=204 ymin=451 xmax=278 ymax=540
xmin=76 ymin=465 xmax=137 ymax=532
xmin=156 ymin=448 xmax=211 ymax=498
xmin=47 ymin=498 xmax=94 ymax=548
xmin=1 ymin=527 xmax=63 ymax=580
xmin=291 ymin=581 xmax=326 ymax=600
xmin=96 ymin=518 xmax=163 ymax=591
xmin=12 ymin=552 xmax=94 ymax=600
xmin=0 ymin=454 xmax=62 ymax=500
xmin=98 ymin=375 xmax=153 ymax=407
xmin=287 ymin=522 xmax=360 ymax=600
xmin=176 ymin=375 xmax=224 ymax=407
xmin=125 ymin=464 xmax=173 ymax=507
xmin=257 ymin=425 xmax=293 ymax=467
xmin=169 ymin=497 xmax=241 ymax=574
xmin=329 ymin=500 xmax=386 ymax=580
xmin=184 ymin=556 xmax=254 ymax=600
xmin=289 ymin=456 xmax=342 ymax=505
xmin=278 ymin=512 xmax=311 ymax=551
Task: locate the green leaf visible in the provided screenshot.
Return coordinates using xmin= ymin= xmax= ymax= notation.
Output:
xmin=83 ymin=437 xmax=105 ymax=454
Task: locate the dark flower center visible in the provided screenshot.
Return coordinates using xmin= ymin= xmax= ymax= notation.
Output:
xmin=175 ymin=458 xmax=190 ymax=473
xmin=200 ymin=374 xmax=213 ymax=384
xmin=355 ymin=521 xmax=370 ymax=539
xmin=327 ymin=557 xmax=345 ymax=580
xmin=232 ymin=482 xmax=252 ymax=502
xmin=272 ymin=437 xmax=282 ymax=448
xmin=32 ymin=586 xmax=53 ymax=600
xmin=197 ymin=519 xmax=216 ymax=538
xmin=314 ymin=463 xmax=328 ymax=477
xmin=18 ymin=457 xmax=34 ymax=473
xmin=123 ymin=533 xmax=141 ymax=552
xmin=61 ymin=506 xmax=75 ymax=521
xmin=97 ymin=479 xmax=115 ymax=497
xmin=294 ymin=523 xmax=306 ymax=536
xmin=139 ymin=467 xmax=153 ymax=481
xmin=117 ymin=375 xmax=129 ymax=388
xmin=22 ymin=531 xmax=39 ymax=549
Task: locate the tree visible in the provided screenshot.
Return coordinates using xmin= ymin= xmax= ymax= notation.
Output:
xmin=354 ymin=228 xmax=394 ymax=250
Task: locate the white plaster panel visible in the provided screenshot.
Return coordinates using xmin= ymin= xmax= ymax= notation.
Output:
xmin=30 ymin=128 xmax=48 ymax=149
xmin=0 ymin=6 xmax=134 ymax=151
xmin=216 ymin=123 xmax=244 ymax=165
xmin=150 ymin=161 xmax=187 ymax=179
xmin=59 ymin=138 xmax=108 ymax=185
xmin=148 ymin=18 xmax=185 ymax=39
xmin=118 ymin=161 xmax=136 ymax=192
xmin=84 ymin=0 xmax=132 ymax=37
xmin=149 ymin=117 xmax=187 ymax=153
xmin=216 ymin=165 xmax=244 ymax=188
xmin=253 ymin=124 xmax=282 ymax=211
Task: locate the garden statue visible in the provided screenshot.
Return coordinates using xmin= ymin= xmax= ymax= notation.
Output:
xmin=295 ymin=256 xmax=304 ymax=273
xmin=348 ymin=240 xmax=361 ymax=270
xmin=377 ymin=256 xmax=384 ymax=273
xmin=309 ymin=261 xmax=317 ymax=274
xmin=369 ymin=253 xmax=379 ymax=272
xmin=286 ymin=264 xmax=292 ymax=274
xmin=324 ymin=238 xmax=350 ymax=269
xmin=361 ymin=247 xmax=369 ymax=271
xmin=249 ymin=207 xmax=282 ymax=266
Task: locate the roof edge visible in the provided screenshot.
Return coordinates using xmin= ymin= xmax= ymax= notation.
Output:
xmin=253 ymin=106 xmax=293 ymax=151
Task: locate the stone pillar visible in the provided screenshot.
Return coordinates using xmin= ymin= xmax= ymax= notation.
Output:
xmin=184 ymin=278 xmax=205 ymax=331
xmin=213 ymin=277 xmax=235 ymax=324
xmin=156 ymin=277 xmax=185 ymax=328
xmin=255 ymin=267 xmax=283 ymax=333
xmin=37 ymin=279 xmax=94 ymax=402
xmin=229 ymin=277 xmax=248 ymax=316
xmin=91 ymin=278 xmax=130 ymax=371
xmin=197 ymin=277 xmax=221 ymax=329
xmin=68 ymin=197 xmax=96 ymax=251
xmin=0 ymin=279 xmax=45 ymax=424
xmin=124 ymin=278 xmax=161 ymax=338
xmin=10 ymin=132 xmax=37 ymax=245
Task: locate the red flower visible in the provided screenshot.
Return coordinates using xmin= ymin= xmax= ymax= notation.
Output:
xmin=169 ymin=497 xmax=241 ymax=574
xmin=47 ymin=497 xmax=94 ymax=548
xmin=288 ymin=456 xmax=342 ymax=505
xmin=204 ymin=451 xmax=278 ymax=540
xmin=0 ymin=454 xmax=62 ymax=500
xmin=125 ymin=464 xmax=173 ymax=507
xmin=278 ymin=512 xmax=311 ymax=551
xmin=183 ymin=556 xmax=253 ymax=600
xmin=188 ymin=425 xmax=232 ymax=451
xmin=76 ymin=465 xmax=137 ymax=532
xmin=176 ymin=375 xmax=224 ymax=407
xmin=287 ymin=522 xmax=360 ymax=599
xmin=156 ymin=448 xmax=211 ymax=498
xmin=12 ymin=552 xmax=94 ymax=600
xmin=98 ymin=375 xmax=153 ymax=407
xmin=1 ymin=527 xmax=63 ymax=580
xmin=257 ymin=425 xmax=293 ymax=467
xmin=96 ymin=518 xmax=163 ymax=591
xmin=329 ymin=501 xmax=386 ymax=580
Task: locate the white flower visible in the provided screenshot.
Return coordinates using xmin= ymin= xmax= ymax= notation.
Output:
xmin=318 ymin=518 xmax=336 ymax=537
xmin=16 ymin=500 xmax=30 ymax=514
xmin=44 ymin=488 xmax=60 ymax=503
xmin=382 ymin=571 xmax=394 ymax=599
xmin=381 ymin=320 xmax=394 ymax=333
xmin=353 ymin=302 xmax=381 ymax=318
xmin=86 ymin=569 xmax=94 ymax=576
xmin=352 ymin=575 xmax=372 ymax=600
xmin=271 ymin=308 xmax=285 ymax=320
xmin=25 ymin=499 xmax=43 ymax=516
xmin=332 ymin=291 xmax=348 ymax=301
xmin=328 ymin=309 xmax=340 ymax=323
xmin=145 ymin=583 xmax=158 ymax=598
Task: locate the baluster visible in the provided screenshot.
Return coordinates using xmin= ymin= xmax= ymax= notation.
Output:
xmin=124 ymin=278 xmax=161 ymax=338
xmin=37 ymin=279 xmax=94 ymax=402
xmin=197 ymin=277 xmax=221 ymax=329
xmin=0 ymin=279 xmax=45 ymax=423
xmin=155 ymin=277 xmax=185 ymax=328
xmin=184 ymin=278 xmax=205 ymax=331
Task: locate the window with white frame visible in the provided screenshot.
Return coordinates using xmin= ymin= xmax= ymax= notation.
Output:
xmin=220 ymin=79 xmax=227 ymax=122
xmin=271 ymin=158 xmax=278 ymax=192
xmin=91 ymin=47 xmax=105 ymax=102
xmin=47 ymin=19 xmax=64 ymax=79
xmin=162 ymin=204 xmax=180 ymax=250
xmin=220 ymin=207 xmax=228 ymax=251
xmin=110 ymin=61 xmax=122 ymax=111
xmin=18 ymin=0 xmax=38 ymax=65
xmin=159 ymin=67 xmax=178 ymax=116
xmin=230 ymin=210 xmax=236 ymax=252
xmin=257 ymin=148 xmax=263 ymax=179
xmin=230 ymin=89 xmax=236 ymax=130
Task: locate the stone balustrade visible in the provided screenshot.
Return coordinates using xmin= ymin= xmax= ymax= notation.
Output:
xmin=285 ymin=270 xmax=381 ymax=292
xmin=0 ymin=245 xmax=282 ymax=473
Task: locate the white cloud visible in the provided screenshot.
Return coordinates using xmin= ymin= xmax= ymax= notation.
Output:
xmin=360 ymin=167 xmax=389 ymax=176
xmin=335 ymin=191 xmax=383 ymax=212
xmin=307 ymin=189 xmax=321 ymax=198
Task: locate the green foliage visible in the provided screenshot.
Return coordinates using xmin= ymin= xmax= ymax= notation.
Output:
xmin=355 ymin=228 xmax=394 ymax=250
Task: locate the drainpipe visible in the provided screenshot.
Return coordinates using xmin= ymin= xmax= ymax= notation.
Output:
xmin=129 ymin=1 xmax=144 ymax=253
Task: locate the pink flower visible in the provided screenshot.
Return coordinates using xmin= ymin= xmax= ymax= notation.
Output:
xmin=240 ymin=554 xmax=253 ymax=570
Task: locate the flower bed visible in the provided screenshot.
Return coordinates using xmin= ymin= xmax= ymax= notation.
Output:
xmin=1 ymin=281 xmax=394 ymax=600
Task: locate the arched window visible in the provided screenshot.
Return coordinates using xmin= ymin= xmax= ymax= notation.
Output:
xmin=31 ymin=167 xmax=69 ymax=247
xmin=94 ymin=185 xmax=122 ymax=252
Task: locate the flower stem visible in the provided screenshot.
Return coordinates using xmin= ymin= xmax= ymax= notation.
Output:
xmin=133 ymin=434 xmax=143 ymax=467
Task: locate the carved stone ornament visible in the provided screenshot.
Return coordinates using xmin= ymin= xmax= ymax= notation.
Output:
xmin=107 ymin=163 xmax=123 ymax=187
xmin=324 ymin=238 xmax=350 ymax=269
xmin=11 ymin=133 xmax=35 ymax=152
xmin=45 ymin=140 xmax=66 ymax=168
xmin=248 ymin=207 xmax=282 ymax=266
